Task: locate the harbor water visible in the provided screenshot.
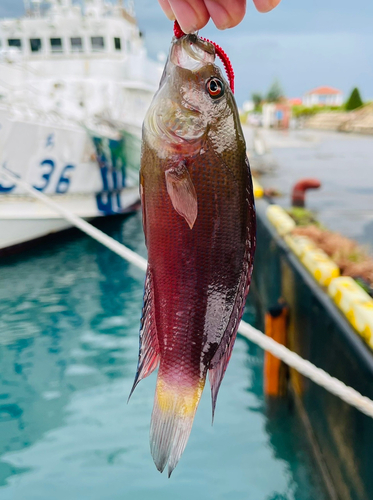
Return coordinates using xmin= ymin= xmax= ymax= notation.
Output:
xmin=0 ymin=213 xmax=328 ymax=499
xmin=245 ymin=127 xmax=373 ymax=253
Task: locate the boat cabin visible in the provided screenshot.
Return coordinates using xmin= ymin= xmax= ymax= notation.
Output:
xmin=0 ymin=0 xmax=141 ymax=60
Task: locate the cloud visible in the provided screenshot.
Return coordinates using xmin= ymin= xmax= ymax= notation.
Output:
xmin=1 ymin=1 xmax=372 ymax=103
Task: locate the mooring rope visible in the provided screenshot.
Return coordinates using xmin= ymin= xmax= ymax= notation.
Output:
xmin=238 ymin=321 xmax=373 ymax=418
xmin=3 ymin=166 xmax=373 ymax=419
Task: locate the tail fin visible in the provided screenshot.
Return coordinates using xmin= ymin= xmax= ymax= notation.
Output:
xmin=150 ymin=376 xmax=205 ymax=477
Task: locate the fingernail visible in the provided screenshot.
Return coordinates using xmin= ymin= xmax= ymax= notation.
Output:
xmin=205 ymin=1 xmax=231 ymax=29
xmin=178 ymin=21 xmax=198 ymax=34
xmin=169 ymin=0 xmax=200 ymax=33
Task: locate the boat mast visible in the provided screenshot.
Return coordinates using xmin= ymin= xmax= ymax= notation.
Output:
xmin=27 ymin=0 xmax=42 ymax=17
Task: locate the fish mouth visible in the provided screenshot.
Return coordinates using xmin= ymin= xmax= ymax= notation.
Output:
xmin=171 ymin=35 xmax=215 ymax=72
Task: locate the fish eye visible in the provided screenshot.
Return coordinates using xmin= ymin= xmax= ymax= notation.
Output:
xmin=206 ymin=78 xmax=224 ymax=99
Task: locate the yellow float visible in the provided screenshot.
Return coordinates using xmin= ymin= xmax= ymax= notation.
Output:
xmin=284 ymin=234 xmax=316 ymax=258
xmin=328 ymin=277 xmax=373 ymax=345
xmin=300 ymin=248 xmax=340 ymax=287
xmin=266 ymin=205 xmax=296 ymax=236
xmin=252 ymin=177 xmax=264 ymax=199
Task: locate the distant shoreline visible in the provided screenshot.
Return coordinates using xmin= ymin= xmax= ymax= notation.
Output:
xmin=304 ymin=105 xmax=373 ymax=135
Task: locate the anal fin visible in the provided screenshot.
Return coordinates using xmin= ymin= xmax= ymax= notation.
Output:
xmin=129 ymin=268 xmax=159 ymax=400
xmin=208 ymin=335 xmax=237 ymax=422
xmin=208 ymin=229 xmax=255 ymax=420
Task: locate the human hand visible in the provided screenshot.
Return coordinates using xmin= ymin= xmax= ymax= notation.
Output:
xmin=158 ymin=0 xmax=281 ymax=33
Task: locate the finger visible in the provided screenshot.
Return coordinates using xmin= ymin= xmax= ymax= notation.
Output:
xmin=252 ymin=0 xmax=281 ymax=13
xmin=168 ymin=0 xmax=210 ymax=33
xmin=158 ymin=0 xmax=175 ymax=20
xmin=205 ymin=0 xmax=246 ymax=29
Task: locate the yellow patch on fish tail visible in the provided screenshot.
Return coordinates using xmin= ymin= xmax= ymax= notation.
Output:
xmin=150 ymin=375 xmax=205 ymax=476
xmin=156 ymin=377 xmax=205 ymax=417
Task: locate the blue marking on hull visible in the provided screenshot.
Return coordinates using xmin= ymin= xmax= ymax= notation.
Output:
xmin=92 ymin=135 xmax=128 ymax=215
xmin=96 ymin=192 xmax=113 ymax=215
xmin=0 ymin=163 xmax=15 ymax=193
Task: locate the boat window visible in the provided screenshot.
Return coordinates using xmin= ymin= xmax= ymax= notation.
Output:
xmin=91 ymin=36 xmax=105 ymax=51
xmin=8 ymin=39 xmax=22 ymax=49
xmin=30 ymin=38 xmax=42 ymax=53
xmin=50 ymin=38 xmax=63 ymax=53
xmin=114 ymin=37 xmax=121 ymax=51
xmin=71 ymin=37 xmax=83 ymax=52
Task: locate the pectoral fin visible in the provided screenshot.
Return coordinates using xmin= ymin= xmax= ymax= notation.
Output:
xmin=165 ymin=164 xmax=197 ymax=229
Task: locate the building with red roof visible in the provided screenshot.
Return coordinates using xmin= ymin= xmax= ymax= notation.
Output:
xmin=303 ymin=86 xmax=343 ymax=107
xmin=288 ymin=98 xmax=303 ymax=106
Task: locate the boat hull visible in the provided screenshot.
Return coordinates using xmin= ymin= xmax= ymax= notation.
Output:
xmin=0 ymin=187 xmax=139 ymax=251
xmin=0 ymin=106 xmax=142 ymax=252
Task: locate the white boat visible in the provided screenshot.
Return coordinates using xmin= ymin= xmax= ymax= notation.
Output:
xmin=0 ymin=0 xmax=161 ymax=252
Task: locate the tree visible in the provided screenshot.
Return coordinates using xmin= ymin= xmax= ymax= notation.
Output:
xmin=251 ymin=92 xmax=262 ymax=110
xmin=266 ymin=79 xmax=284 ymax=103
xmin=345 ymin=87 xmax=363 ymax=111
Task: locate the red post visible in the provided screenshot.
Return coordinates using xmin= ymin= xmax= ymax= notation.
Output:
xmin=292 ymin=179 xmax=321 ymax=207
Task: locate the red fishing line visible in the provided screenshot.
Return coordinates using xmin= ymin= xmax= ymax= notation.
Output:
xmin=173 ymin=20 xmax=235 ymax=94
xmin=173 ymin=20 xmax=185 ymax=39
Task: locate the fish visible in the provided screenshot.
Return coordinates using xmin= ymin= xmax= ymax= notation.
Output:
xmin=130 ymin=32 xmax=256 ymax=476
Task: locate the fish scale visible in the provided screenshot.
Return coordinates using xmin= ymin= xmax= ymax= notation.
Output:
xmin=130 ymin=32 xmax=256 ymax=476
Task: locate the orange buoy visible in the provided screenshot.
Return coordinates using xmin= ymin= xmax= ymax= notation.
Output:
xmin=264 ymin=304 xmax=288 ymax=396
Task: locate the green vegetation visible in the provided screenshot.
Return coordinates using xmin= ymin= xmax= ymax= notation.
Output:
xmin=345 ymin=87 xmax=364 ymax=111
xmin=290 ymin=89 xmax=365 ymax=117
xmin=251 ymin=92 xmax=263 ymax=111
xmin=287 ymin=207 xmax=322 ymax=227
xmin=266 ymin=79 xmax=284 ymax=103
xmin=291 ymin=104 xmax=344 ymax=118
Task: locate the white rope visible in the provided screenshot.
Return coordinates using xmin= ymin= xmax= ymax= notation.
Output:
xmin=3 ymin=166 xmax=373 ymax=419
xmin=238 ymin=322 xmax=373 ymax=418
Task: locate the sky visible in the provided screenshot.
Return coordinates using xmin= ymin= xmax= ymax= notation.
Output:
xmin=1 ymin=0 xmax=373 ymax=105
